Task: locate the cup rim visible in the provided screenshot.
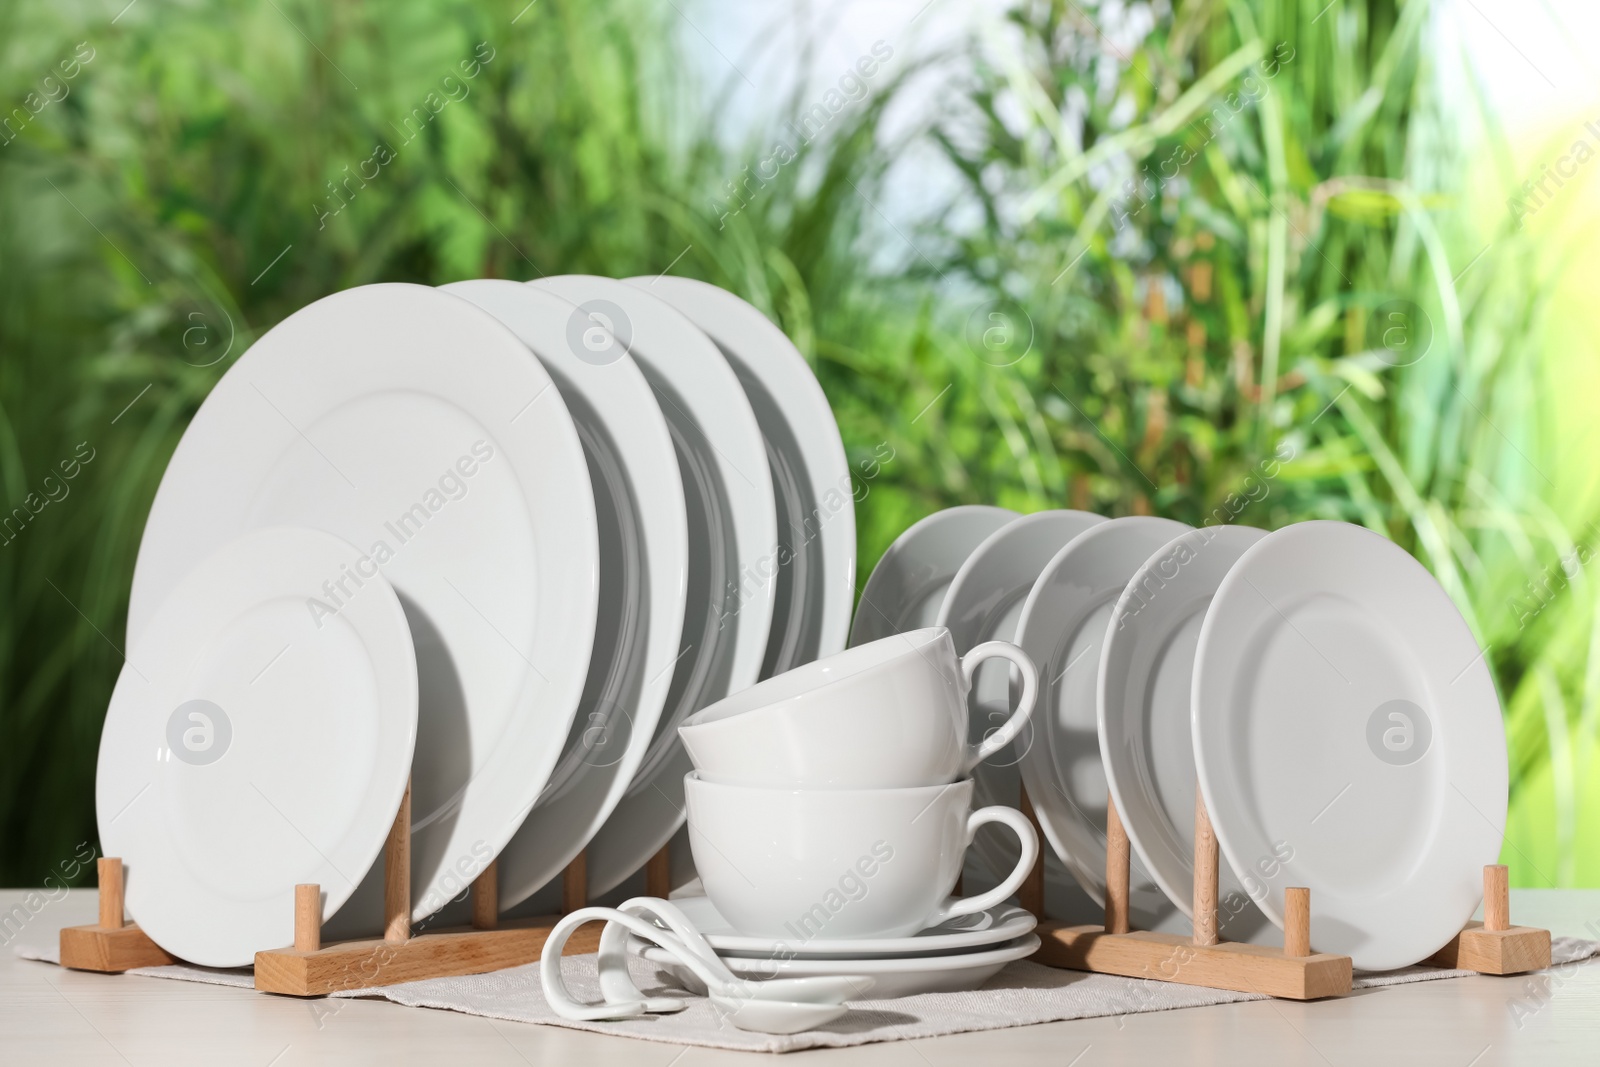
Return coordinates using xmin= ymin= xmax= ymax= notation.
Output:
xmin=680 ymin=627 xmax=953 ymax=732
xmin=684 ymin=769 xmax=973 ymax=801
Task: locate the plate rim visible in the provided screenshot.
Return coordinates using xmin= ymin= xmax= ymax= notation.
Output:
xmin=626 ymin=275 xmax=854 ymax=670
xmin=443 ymin=278 xmax=690 ymax=911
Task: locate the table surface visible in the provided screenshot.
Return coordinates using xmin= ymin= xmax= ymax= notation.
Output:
xmin=3 ymin=888 xmax=1599 ymax=1065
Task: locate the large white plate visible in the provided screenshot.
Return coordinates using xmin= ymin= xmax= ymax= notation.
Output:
xmin=441 ymin=280 xmax=688 ymax=911
xmin=850 ymin=505 xmax=1016 ymax=646
xmin=1192 ymin=521 xmax=1507 ymax=970
xmin=98 ymin=527 xmax=417 ymax=966
xmin=627 ymin=275 xmax=853 ymax=675
xmin=127 ymin=283 xmax=598 ymax=926
xmin=637 ymin=934 xmax=1042 ymax=999
xmin=1013 ymin=516 xmax=1193 ymax=934
xmin=935 ymin=510 xmax=1105 ymax=901
xmin=1098 ymin=525 xmax=1276 ymax=944
xmin=660 ymin=896 xmax=1036 ymax=960
xmin=531 ymin=275 xmax=777 ymax=901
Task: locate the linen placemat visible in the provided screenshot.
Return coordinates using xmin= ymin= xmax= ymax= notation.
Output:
xmin=20 ymin=936 xmax=1600 ymax=1053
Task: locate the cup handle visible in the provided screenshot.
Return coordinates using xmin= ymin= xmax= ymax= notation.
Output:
xmin=925 ymin=805 xmax=1040 ymax=927
xmin=959 ymin=641 xmax=1039 ymax=774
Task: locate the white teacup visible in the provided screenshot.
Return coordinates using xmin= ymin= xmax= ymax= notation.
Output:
xmin=678 ymin=627 xmax=1038 ymax=788
xmin=683 ymin=773 xmax=1039 ymax=940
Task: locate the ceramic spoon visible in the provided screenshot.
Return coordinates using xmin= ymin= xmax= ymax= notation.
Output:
xmin=597 ymin=898 xmax=870 ymax=1017
xmin=540 ymin=901 xmax=868 ymax=1034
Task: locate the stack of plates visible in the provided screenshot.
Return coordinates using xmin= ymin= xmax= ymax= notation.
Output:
xmin=632 ymin=897 xmax=1040 ymax=999
xmin=856 ymin=510 xmax=1508 ymax=970
xmin=95 ymin=277 xmax=855 ymax=967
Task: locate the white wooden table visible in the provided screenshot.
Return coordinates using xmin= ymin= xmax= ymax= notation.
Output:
xmin=3 ymin=888 xmax=1598 ymax=1064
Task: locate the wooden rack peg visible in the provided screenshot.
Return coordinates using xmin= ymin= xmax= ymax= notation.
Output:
xmin=645 ymin=842 xmax=672 ymax=899
xmin=254 ymin=777 xmax=601 ymax=996
xmin=58 ymin=857 xmax=175 ymax=972
xmin=1425 ymin=864 xmax=1551 ymax=975
xmin=1030 ymin=788 xmax=1353 ymax=999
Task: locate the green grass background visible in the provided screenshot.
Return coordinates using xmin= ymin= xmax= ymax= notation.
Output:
xmin=2 ymin=0 xmax=1596 ymax=888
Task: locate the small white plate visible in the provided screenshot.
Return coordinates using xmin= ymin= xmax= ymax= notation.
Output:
xmin=441 ymin=280 xmax=688 ymax=912
xmin=1013 ymin=516 xmax=1193 ymax=934
xmin=637 ymin=934 xmax=1042 ymax=999
xmin=530 ymin=275 xmax=777 ymax=902
xmin=97 ymin=527 xmax=417 ymax=967
xmin=1098 ymin=525 xmax=1276 ymax=944
xmin=629 ymin=275 xmax=855 ymax=676
xmin=935 ymin=511 xmax=1105 ymax=895
xmin=1193 ymin=521 xmax=1507 ymax=970
xmin=849 ymin=506 xmax=1016 ymax=646
xmin=659 ymin=896 xmax=1036 ymax=959
xmin=129 ymin=283 xmax=599 ymax=928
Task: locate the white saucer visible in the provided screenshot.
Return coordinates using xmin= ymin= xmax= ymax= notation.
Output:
xmin=637 ymin=934 xmax=1041 ymax=999
xmin=1013 ymin=516 xmax=1193 ymax=934
xmin=529 ymin=275 xmax=776 ymax=902
xmin=1193 ymin=521 xmax=1507 ymax=970
xmin=97 ymin=527 xmax=417 ymax=967
xmin=441 ymin=280 xmax=688 ymax=912
xmin=935 ymin=510 xmax=1106 ymax=896
xmin=628 ymin=275 xmax=855 ymax=676
xmin=849 ymin=505 xmax=1016 ymax=646
xmin=1098 ymin=525 xmax=1276 ymax=944
xmin=660 ymin=896 xmax=1036 ymax=959
xmin=128 ymin=283 xmax=599 ymax=927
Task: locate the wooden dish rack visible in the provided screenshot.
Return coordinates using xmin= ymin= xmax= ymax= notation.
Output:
xmin=60 ymin=781 xmax=671 ymax=995
xmin=1015 ymin=786 xmax=1553 ymax=999
xmin=59 ymin=781 xmax=1554 ymax=1000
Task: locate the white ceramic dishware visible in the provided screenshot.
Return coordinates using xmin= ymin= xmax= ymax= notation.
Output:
xmin=659 ymin=895 xmax=1037 ymax=960
xmin=934 ymin=509 xmax=1105 ymax=906
xmin=1098 ymin=524 xmax=1276 ymax=943
xmin=1013 ymin=515 xmax=1194 ymax=934
xmin=684 ymin=774 xmax=1039 ymax=939
xmin=125 ymin=283 xmax=599 ymax=929
xmin=628 ymin=274 xmax=855 ymax=678
xmin=540 ymin=899 xmax=867 ymax=1033
xmin=440 ymin=279 xmax=689 ymax=912
xmin=637 ymin=934 xmax=1042 ymax=999
xmin=530 ymin=274 xmax=778 ymax=904
xmin=1192 ymin=521 xmax=1507 ymax=970
xmin=97 ymin=527 xmax=417 ymax=966
xmin=849 ymin=505 xmax=1016 ymax=646
xmin=679 ymin=627 xmax=1038 ymax=789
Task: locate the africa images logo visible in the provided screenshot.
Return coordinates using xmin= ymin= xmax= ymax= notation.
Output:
xmin=1366 ymin=698 xmax=1432 ymax=766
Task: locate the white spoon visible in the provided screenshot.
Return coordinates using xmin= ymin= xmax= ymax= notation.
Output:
xmin=599 ymin=898 xmax=870 ymax=1010
xmin=540 ymin=900 xmax=868 ymax=1034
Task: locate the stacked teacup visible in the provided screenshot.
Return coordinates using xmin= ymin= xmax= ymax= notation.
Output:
xmin=673 ymin=627 xmax=1043 ymax=992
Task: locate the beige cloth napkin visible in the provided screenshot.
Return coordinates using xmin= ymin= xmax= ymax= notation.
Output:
xmin=19 ymin=938 xmax=1600 ymax=1054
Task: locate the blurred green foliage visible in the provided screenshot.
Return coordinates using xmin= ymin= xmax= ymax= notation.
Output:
xmin=0 ymin=0 xmax=1594 ymax=888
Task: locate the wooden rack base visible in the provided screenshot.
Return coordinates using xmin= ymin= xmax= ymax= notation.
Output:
xmin=58 ymin=858 xmax=177 ymax=972
xmin=1020 ymin=787 xmax=1551 ymax=999
xmin=60 ymin=778 xmax=681 ymax=996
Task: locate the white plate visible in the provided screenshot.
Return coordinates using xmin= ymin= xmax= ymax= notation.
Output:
xmin=628 ymin=275 xmax=854 ymax=676
xmin=849 ymin=505 xmax=1017 ymax=646
xmin=637 ymin=934 xmax=1042 ymax=999
xmin=531 ymin=275 xmax=777 ymax=901
xmin=441 ymin=280 xmax=688 ymax=911
xmin=127 ymin=283 xmax=599 ymax=927
xmin=1013 ymin=516 xmax=1193 ymax=933
xmin=1193 ymin=521 xmax=1507 ymax=970
xmin=98 ymin=527 xmax=417 ymax=966
xmin=1098 ymin=525 xmax=1276 ymax=944
xmin=658 ymin=895 xmax=1036 ymax=959
xmin=935 ymin=510 xmax=1105 ymax=895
